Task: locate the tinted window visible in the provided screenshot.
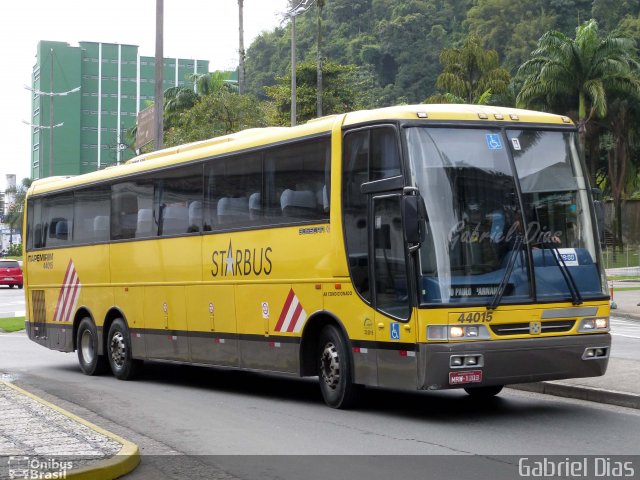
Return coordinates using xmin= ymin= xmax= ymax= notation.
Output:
xmin=343 ymin=130 xmax=370 ymax=302
xmin=111 ymin=180 xmax=155 ymax=240
xmin=265 ymin=138 xmax=330 ymax=224
xmin=156 ymin=165 xmax=203 ymax=236
xmin=205 ymin=154 xmax=262 ymax=230
xmin=42 ymin=194 xmax=74 ymax=248
xmin=371 ymin=127 xmax=401 ymax=181
xmin=74 ymin=187 xmax=111 ymax=243
xmin=204 ymin=137 xmax=330 ymax=231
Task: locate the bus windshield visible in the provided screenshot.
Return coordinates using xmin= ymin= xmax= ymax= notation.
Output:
xmin=406 ymin=126 xmax=606 ymax=306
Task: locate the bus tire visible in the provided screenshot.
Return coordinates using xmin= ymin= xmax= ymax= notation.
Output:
xmin=464 ymin=385 xmax=503 ymax=398
xmin=76 ymin=317 xmax=108 ymax=375
xmin=317 ymin=324 xmax=359 ymax=409
xmin=107 ymin=318 xmax=142 ymax=380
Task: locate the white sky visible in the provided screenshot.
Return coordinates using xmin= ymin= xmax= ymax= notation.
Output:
xmin=0 ymin=0 xmax=290 ymax=191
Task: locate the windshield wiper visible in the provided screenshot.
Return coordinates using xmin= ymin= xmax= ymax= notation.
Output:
xmin=545 ymin=242 xmax=583 ymax=306
xmin=487 ymin=234 xmax=523 ymax=311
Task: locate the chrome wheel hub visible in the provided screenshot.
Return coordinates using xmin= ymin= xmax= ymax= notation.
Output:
xmin=110 ymin=331 xmax=126 ymax=368
xmin=320 ymin=342 xmax=340 ymax=390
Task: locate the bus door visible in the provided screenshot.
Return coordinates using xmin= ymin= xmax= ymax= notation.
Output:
xmin=343 ymin=126 xmax=417 ymax=389
xmin=371 ymin=193 xmax=417 ymax=389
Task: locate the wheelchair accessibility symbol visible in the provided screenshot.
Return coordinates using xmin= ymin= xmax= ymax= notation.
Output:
xmin=486 ymin=133 xmax=503 ymax=150
xmin=390 ymin=322 xmax=400 ymax=340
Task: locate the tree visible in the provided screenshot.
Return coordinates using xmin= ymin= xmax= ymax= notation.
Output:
xmin=599 ymin=94 xmax=640 ymax=246
xmin=265 ymin=60 xmax=376 ymax=125
xmin=4 ymin=178 xmax=32 ymax=245
xmin=164 ymin=90 xmax=274 ymax=147
xmin=516 ymin=19 xmax=640 ymax=181
xmin=424 ymin=35 xmax=510 ymax=105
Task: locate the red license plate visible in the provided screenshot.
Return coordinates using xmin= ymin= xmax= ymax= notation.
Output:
xmin=449 ymin=370 xmax=483 ymax=385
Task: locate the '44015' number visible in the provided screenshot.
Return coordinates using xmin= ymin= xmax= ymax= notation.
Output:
xmin=457 ymin=311 xmax=493 ymax=323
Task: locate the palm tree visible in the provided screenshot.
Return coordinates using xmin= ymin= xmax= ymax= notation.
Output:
xmin=516 ymin=19 xmax=640 ymax=179
xmin=163 ymin=71 xmax=238 ymax=123
xmin=424 ymin=36 xmax=510 ymax=105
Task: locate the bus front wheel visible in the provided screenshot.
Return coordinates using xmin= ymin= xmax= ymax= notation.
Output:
xmin=317 ymin=325 xmax=360 ymax=409
xmin=107 ymin=318 xmax=142 ymax=380
xmin=76 ymin=317 xmax=108 ymax=375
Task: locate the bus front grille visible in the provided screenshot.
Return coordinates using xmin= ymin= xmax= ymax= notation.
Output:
xmin=490 ymin=320 xmax=576 ymax=336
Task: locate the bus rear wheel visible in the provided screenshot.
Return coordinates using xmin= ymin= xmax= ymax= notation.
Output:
xmin=317 ymin=325 xmax=360 ymax=409
xmin=76 ymin=317 xmax=108 ymax=375
xmin=107 ymin=318 xmax=142 ymax=380
xmin=464 ymin=385 xmax=503 ymax=398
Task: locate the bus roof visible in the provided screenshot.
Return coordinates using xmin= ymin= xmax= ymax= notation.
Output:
xmin=342 ymin=104 xmax=573 ymax=126
xmin=27 ymin=104 xmax=573 ymax=197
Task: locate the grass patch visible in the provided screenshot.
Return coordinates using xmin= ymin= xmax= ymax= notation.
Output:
xmin=608 ymin=276 xmax=640 ymax=281
xmin=613 ymin=287 xmax=640 ymax=292
xmin=0 ymin=316 xmax=25 ymax=333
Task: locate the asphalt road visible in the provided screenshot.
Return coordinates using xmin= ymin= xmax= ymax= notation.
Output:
xmin=0 ymin=285 xmax=25 ymax=318
xmin=2 ymin=332 xmax=640 ymax=480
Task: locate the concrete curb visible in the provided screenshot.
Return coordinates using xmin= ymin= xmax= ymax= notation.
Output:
xmin=508 ymin=382 xmax=640 ymax=410
xmin=2 ymin=381 xmax=140 ymax=480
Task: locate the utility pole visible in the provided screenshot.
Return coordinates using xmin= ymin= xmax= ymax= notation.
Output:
xmin=154 ymin=0 xmax=164 ymax=150
xmin=290 ymin=14 xmax=297 ymax=127
xmin=238 ymin=0 xmax=246 ymax=95
xmin=316 ymin=0 xmax=324 ymax=118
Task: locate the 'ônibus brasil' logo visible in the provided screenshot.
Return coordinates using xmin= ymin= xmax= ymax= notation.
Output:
xmin=211 ymin=240 xmax=273 ymax=277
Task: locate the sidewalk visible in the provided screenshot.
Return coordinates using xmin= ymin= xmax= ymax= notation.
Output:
xmin=0 ymin=381 xmax=139 ymax=479
xmin=510 ymin=277 xmax=640 ymax=408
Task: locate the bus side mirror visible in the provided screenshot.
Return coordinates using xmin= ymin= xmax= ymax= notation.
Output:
xmin=402 ymin=195 xmax=426 ymax=247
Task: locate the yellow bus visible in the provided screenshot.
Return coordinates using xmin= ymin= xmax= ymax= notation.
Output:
xmin=23 ymin=104 xmax=611 ymax=408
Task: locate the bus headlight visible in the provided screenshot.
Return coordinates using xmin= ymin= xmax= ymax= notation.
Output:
xmin=427 ymin=324 xmax=491 ymax=341
xmin=578 ymin=317 xmax=609 ymax=332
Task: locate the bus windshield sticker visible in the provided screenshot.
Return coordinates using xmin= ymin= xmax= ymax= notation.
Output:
xmin=486 ymin=133 xmax=503 ymax=150
xmin=511 ymin=137 xmax=521 ymax=150
xmin=554 ymin=248 xmax=579 ymax=267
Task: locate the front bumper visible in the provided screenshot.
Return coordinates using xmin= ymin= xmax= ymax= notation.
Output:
xmin=418 ymin=333 xmax=611 ymax=390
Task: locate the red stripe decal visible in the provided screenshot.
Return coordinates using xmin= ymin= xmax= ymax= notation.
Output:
xmin=53 ymin=260 xmax=74 ymax=321
xmin=286 ymin=302 xmax=303 ymax=333
xmin=274 ymin=289 xmax=295 ymax=332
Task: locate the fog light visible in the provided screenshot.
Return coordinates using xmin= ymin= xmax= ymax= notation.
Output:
xmin=595 ymin=348 xmax=606 ymax=357
xmin=464 ymin=356 xmax=478 ymax=366
xmin=585 ymin=348 xmax=595 ymax=358
xmin=451 ymin=356 xmax=463 ymax=367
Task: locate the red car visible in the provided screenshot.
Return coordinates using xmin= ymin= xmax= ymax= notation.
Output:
xmin=0 ymin=260 xmax=23 ymax=289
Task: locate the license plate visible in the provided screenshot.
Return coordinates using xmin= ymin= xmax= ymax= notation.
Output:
xmin=4 ymin=277 xmax=13 ymax=281
xmin=449 ymin=370 xmax=483 ymax=385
